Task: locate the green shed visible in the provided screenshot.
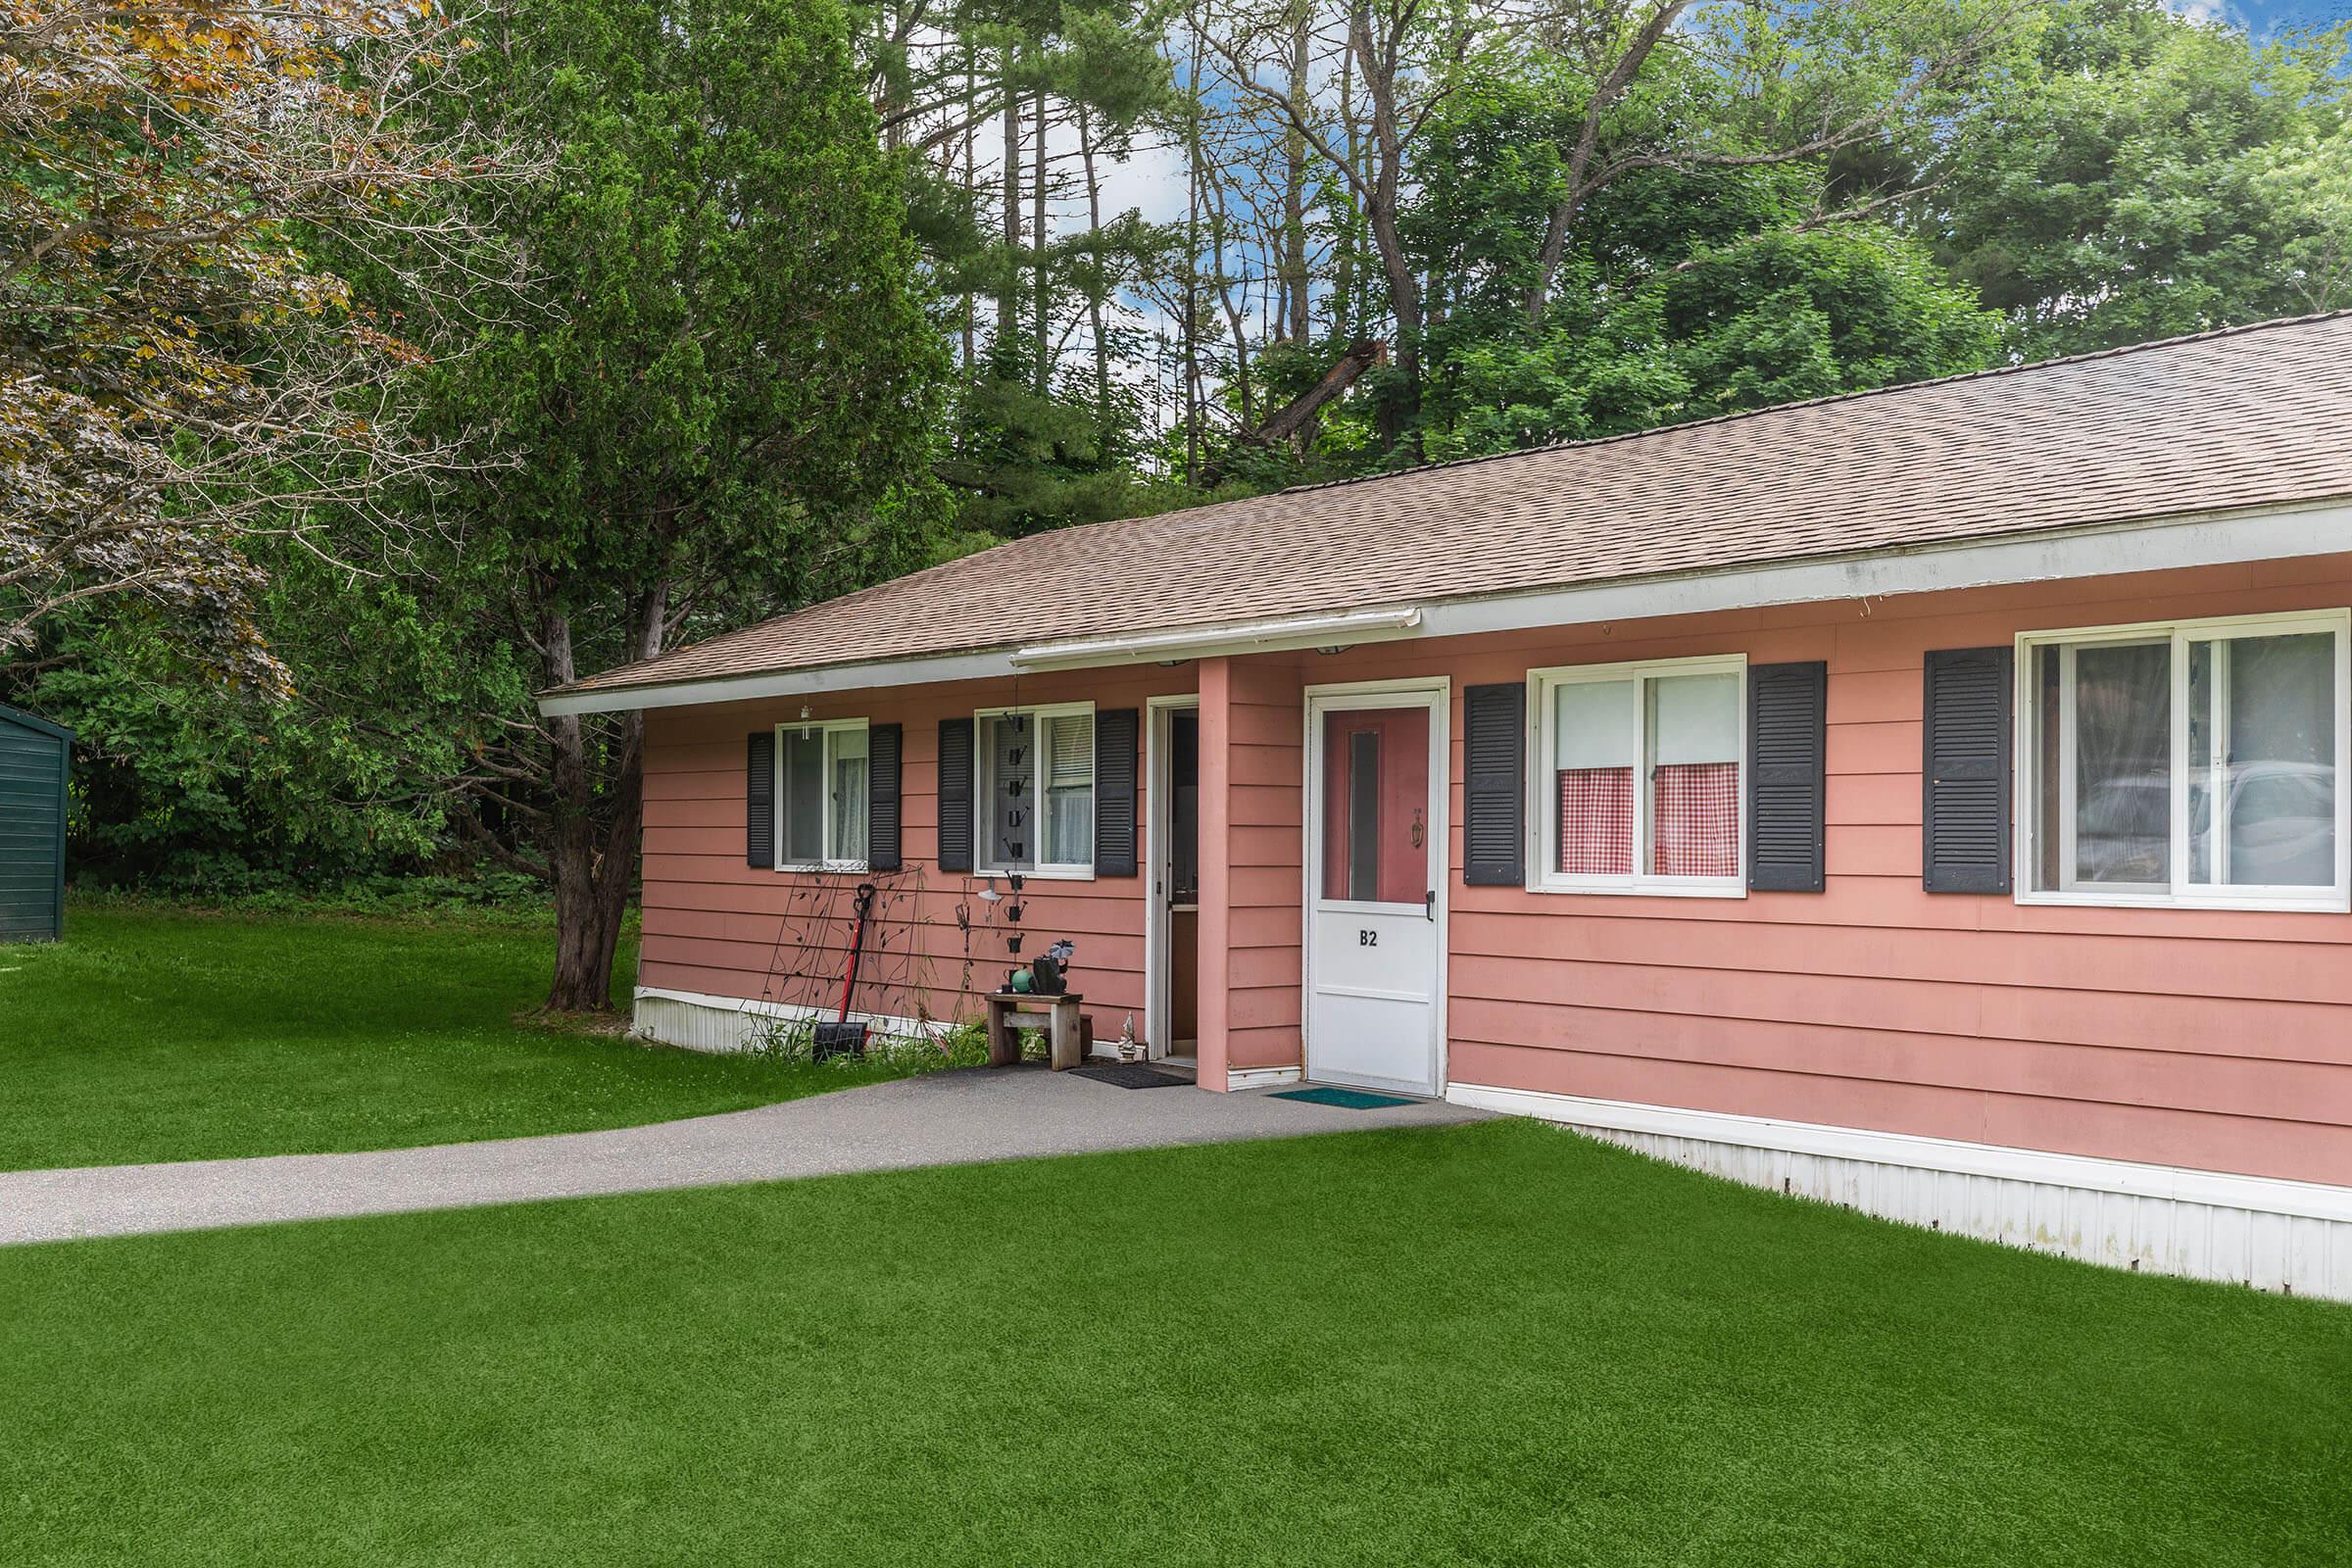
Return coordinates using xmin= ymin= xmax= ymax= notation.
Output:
xmin=0 ymin=704 xmax=72 ymax=943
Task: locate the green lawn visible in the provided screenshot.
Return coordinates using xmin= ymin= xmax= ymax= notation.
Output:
xmin=0 ymin=905 xmax=919 ymax=1170
xmin=4 ymin=1121 xmax=2345 ymax=1566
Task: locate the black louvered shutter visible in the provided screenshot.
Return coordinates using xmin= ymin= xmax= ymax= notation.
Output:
xmin=1094 ymin=709 xmax=1140 ymax=877
xmin=936 ymin=716 xmax=974 ymax=872
xmin=745 ymin=731 xmax=775 ymax=868
xmin=1923 ymin=646 xmax=2014 ymax=893
xmin=867 ymin=723 xmax=903 ymax=871
xmin=1747 ymin=662 xmax=1827 ymax=892
xmin=1462 ymin=683 xmax=1526 ymax=886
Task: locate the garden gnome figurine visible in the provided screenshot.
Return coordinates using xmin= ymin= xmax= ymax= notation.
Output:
xmin=1118 ymin=1013 xmax=1140 ymax=1062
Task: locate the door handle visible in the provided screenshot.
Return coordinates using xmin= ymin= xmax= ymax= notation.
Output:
xmin=1424 ymin=889 xmax=1437 ymax=922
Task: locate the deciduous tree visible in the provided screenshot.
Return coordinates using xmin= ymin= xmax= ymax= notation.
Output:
xmin=1 ymin=0 xmax=522 ymax=686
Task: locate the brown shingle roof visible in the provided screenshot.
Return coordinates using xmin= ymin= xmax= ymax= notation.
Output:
xmin=559 ymin=311 xmax=2352 ymax=696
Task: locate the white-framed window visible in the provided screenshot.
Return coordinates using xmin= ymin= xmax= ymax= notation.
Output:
xmin=976 ymin=702 xmax=1095 ymax=877
xmin=775 ymin=717 xmax=870 ymax=870
xmin=1528 ymin=654 xmax=1745 ymax=897
xmin=2018 ymin=610 xmax=2350 ymax=911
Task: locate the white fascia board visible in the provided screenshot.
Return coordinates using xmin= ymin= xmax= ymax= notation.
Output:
xmin=539 ymin=499 xmax=2352 ymax=716
xmin=539 ymin=646 xmax=1023 ymax=716
xmin=1007 ymin=606 xmax=1423 ymax=670
xmin=1417 ymin=499 xmax=2352 ymax=643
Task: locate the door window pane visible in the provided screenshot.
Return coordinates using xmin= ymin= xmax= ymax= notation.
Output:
xmin=1553 ymin=679 xmax=1636 ymax=875
xmin=1346 ymin=731 xmax=1380 ymax=898
xmin=780 ymin=728 xmax=825 ymax=864
xmin=1646 ymin=672 xmax=1740 ymax=877
xmin=2071 ymin=641 xmax=2171 ymax=887
xmin=1321 ymin=708 xmax=1430 ymax=903
xmin=1169 ymin=713 xmax=1200 ymax=904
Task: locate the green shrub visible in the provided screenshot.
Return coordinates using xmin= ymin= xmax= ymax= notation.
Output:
xmin=744 ymin=1014 xmax=991 ymax=1073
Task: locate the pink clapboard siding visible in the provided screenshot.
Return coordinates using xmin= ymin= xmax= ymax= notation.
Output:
xmin=639 ymin=664 xmax=1193 ymax=1046
xmin=1302 ymin=551 xmax=2352 ymax=1188
xmin=633 ymin=549 xmax=2352 ymax=1186
xmin=1197 ymin=656 xmax=1306 ymax=1080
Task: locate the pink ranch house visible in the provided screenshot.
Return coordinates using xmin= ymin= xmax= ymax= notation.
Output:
xmin=544 ymin=314 xmax=2352 ymax=1300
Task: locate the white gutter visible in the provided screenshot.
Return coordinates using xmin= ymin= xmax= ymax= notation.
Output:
xmin=1006 ymin=606 xmax=1423 ymax=671
xmin=538 ymin=498 xmax=2352 ymax=716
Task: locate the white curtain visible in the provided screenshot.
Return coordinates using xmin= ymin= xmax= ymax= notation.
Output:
xmin=2072 ymin=641 xmax=2171 ymax=886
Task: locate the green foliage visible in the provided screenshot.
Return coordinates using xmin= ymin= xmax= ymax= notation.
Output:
xmin=1396 ymin=53 xmax=2002 ymax=463
xmin=0 ymin=0 xmax=494 ymax=690
xmin=425 ymin=0 xmax=950 ymax=614
xmin=945 ymin=364 xmax=1219 ymax=536
xmin=38 ymin=0 xmax=2352 ymax=901
xmin=310 ymin=0 xmax=959 ymax=1006
xmin=1935 ymin=0 xmax=2352 ymax=356
xmin=70 ymin=874 xmax=561 ymax=923
xmin=746 ymin=1012 xmax=993 ymax=1070
xmin=7 ymin=519 xmax=531 ymax=893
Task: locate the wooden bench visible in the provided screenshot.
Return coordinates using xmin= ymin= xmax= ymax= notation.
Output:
xmin=985 ymin=991 xmax=1087 ymax=1071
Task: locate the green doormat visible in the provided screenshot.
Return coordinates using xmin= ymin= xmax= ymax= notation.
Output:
xmin=1270 ymin=1086 xmax=1418 ymax=1109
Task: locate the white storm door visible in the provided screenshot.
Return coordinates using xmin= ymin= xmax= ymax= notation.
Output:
xmin=1304 ymin=686 xmax=1446 ymax=1096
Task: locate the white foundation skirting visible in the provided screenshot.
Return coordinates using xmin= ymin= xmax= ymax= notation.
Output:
xmin=633 ymin=987 xmax=937 ymax=1054
xmin=1446 ymin=1083 xmax=2352 ymax=1302
xmin=1226 ymin=1065 xmax=1304 ymax=1090
xmin=633 ymin=985 xmax=1126 ymax=1060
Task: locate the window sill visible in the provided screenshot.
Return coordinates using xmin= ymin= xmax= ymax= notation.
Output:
xmin=1526 ymin=879 xmax=1746 ymax=900
xmin=977 ymin=866 xmax=1096 ymax=883
xmin=776 ymin=861 xmax=870 ymax=875
xmin=2014 ymin=890 xmax=2350 ymax=914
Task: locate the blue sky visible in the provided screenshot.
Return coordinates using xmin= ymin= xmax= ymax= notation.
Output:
xmin=2196 ymin=0 xmax=2350 ymax=27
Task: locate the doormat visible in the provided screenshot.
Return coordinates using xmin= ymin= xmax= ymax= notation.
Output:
xmin=1072 ymin=1062 xmax=1192 ymax=1090
xmin=1270 ymin=1086 xmax=1417 ymax=1109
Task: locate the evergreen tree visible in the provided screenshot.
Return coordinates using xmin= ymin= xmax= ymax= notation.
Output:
xmin=393 ymin=0 xmax=949 ymax=1009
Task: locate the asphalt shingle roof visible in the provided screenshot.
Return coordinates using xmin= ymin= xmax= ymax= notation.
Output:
xmin=559 ymin=311 xmax=2352 ymax=697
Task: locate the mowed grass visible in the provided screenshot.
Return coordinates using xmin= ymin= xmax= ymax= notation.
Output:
xmin=5 ymin=1120 xmax=2346 ymax=1567
xmin=0 ymin=906 xmax=913 ymax=1170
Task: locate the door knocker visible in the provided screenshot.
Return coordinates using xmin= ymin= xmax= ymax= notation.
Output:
xmin=1409 ymin=807 xmax=1425 ymax=850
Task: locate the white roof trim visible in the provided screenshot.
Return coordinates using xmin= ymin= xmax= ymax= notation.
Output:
xmin=1007 ymin=606 xmax=1423 ymax=670
xmin=538 ymin=498 xmax=2352 ymax=715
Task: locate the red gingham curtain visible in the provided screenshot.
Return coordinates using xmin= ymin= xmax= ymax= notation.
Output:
xmin=1556 ymin=766 xmax=1633 ymax=875
xmin=1652 ymin=761 xmax=1739 ymax=877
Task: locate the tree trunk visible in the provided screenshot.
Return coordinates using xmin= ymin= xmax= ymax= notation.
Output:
xmin=961 ymin=43 xmax=978 ymax=370
xmin=1236 ymin=337 xmax=1384 ymax=454
xmin=1344 ymin=6 xmax=1420 ymax=450
xmin=1182 ymin=0 xmax=1202 ymax=484
xmin=1032 ymin=84 xmax=1051 ymax=395
xmin=1078 ymin=103 xmax=1113 ymax=432
xmin=998 ymin=51 xmax=1020 ymax=346
xmin=1281 ymin=2 xmax=1311 ymax=343
xmin=542 ymin=587 xmax=665 ymax=1013
xmin=1212 ymin=207 xmax=1255 ymax=428
xmin=1524 ymin=1 xmax=1691 ymax=324
xmin=1333 ymin=43 xmax=1356 ymax=336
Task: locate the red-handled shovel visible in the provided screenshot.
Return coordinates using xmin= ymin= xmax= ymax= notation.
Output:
xmin=813 ymin=881 xmax=878 ymax=1059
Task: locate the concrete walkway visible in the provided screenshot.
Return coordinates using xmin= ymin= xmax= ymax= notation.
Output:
xmin=0 ymin=1067 xmax=1485 ymax=1246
